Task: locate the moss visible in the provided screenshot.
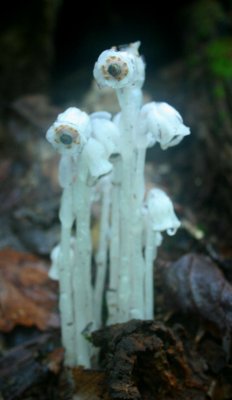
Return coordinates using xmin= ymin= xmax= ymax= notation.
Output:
xmin=187 ymin=54 xmax=201 ymax=69
xmin=184 ymin=0 xmax=226 ymax=51
xmin=218 ymin=109 xmax=229 ymax=123
xmin=213 ymin=82 xmax=225 ymax=98
xmin=190 ymin=0 xmax=225 ymax=42
xmin=206 ymin=38 xmax=232 ymax=79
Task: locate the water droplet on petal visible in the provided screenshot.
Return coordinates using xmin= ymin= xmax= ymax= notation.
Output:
xmin=167 ymin=227 xmax=177 ymax=236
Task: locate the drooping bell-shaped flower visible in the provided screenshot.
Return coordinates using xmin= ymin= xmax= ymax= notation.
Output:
xmin=90 ymin=112 xmax=121 ymax=158
xmin=49 ymin=238 xmax=76 ymax=281
xmin=93 ymin=42 xmax=145 ymax=89
xmin=49 ymin=244 xmax=60 ymax=281
xmin=139 ymin=102 xmax=190 ymax=150
xmin=83 ymin=138 xmax=113 ymax=183
xmin=46 ymin=107 xmax=91 ymax=155
xmin=146 ymin=188 xmax=181 ymax=235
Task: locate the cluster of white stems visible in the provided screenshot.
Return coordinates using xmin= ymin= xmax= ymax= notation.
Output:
xmin=46 ymin=42 xmax=190 ymax=367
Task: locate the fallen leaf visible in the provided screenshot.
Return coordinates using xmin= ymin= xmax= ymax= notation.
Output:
xmin=162 ymin=253 xmax=232 ymax=334
xmin=0 ymin=248 xmax=59 ymax=331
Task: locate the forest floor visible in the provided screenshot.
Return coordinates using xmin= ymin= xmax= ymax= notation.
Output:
xmin=0 ymin=63 xmax=232 ymax=400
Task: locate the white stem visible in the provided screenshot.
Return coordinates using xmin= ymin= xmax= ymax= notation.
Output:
xmin=58 ymin=228 xmax=75 ymax=365
xmin=144 ymin=226 xmax=158 ymax=320
xmin=116 ymin=87 xmax=143 ymax=322
xmin=117 ymin=155 xmax=133 ymax=322
xmin=58 ymin=158 xmax=76 ymax=366
xmin=94 ymin=177 xmax=111 ymax=328
xmin=107 ymin=158 xmax=121 ymax=325
xmin=134 ymin=148 xmax=146 ymax=205
xmin=72 ymin=157 xmax=93 ymax=367
xmin=129 ymin=148 xmax=146 ymax=319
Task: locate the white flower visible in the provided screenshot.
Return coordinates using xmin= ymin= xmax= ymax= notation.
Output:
xmin=49 ymin=244 xmax=60 ymax=281
xmin=90 ymin=112 xmax=120 ymax=158
xmin=83 ymin=138 xmax=113 ymax=183
xmin=46 ymin=107 xmax=91 ymax=155
xmin=93 ymin=42 xmax=145 ymax=89
xmin=146 ymin=188 xmax=180 ymax=235
xmin=139 ymin=102 xmax=190 ymax=150
xmin=49 ymin=238 xmax=76 ymax=281
xmin=90 ymin=111 xmax=111 ymax=121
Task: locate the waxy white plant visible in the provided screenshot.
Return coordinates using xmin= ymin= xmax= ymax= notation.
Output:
xmin=46 ymin=42 xmax=190 ymax=367
xmin=46 ymin=107 xmax=115 ymax=366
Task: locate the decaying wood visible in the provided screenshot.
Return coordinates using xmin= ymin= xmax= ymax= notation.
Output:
xmin=92 ymin=319 xmax=209 ymax=400
xmin=70 ymin=367 xmax=111 ymax=400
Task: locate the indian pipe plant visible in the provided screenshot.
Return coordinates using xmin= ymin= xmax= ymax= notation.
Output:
xmin=46 ymin=42 xmax=190 ymax=367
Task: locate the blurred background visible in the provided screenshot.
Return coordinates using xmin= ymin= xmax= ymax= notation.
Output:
xmin=0 ymin=0 xmax=232 ymax=258
xmin=0 ymin=0 xmax=195 ymax=103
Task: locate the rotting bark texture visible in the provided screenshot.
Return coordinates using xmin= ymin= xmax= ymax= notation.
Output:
xmin=92 ymin=319 xmax=209 ymax=400
xmin=71 ymin=367 xmax=111 ymax=400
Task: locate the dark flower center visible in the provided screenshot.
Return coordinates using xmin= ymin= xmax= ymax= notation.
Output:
xmin=60 ymin=133 xmax=73 ymax=145
xmin=108 ymin=63 xmax=121 ymax=78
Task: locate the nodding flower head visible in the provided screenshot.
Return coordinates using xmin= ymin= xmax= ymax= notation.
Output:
xmin=93 ymin=42 xmax=145 ymax=89
xmin=146 ymin=188 xmax=181 ymax=235
xmin=140 ymin=102 xmax=190 ymax=150
xmin=90 ymin=111 xmax=120 ymax=158
xmin=46 ymin=107 xmax=91 ymax=155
